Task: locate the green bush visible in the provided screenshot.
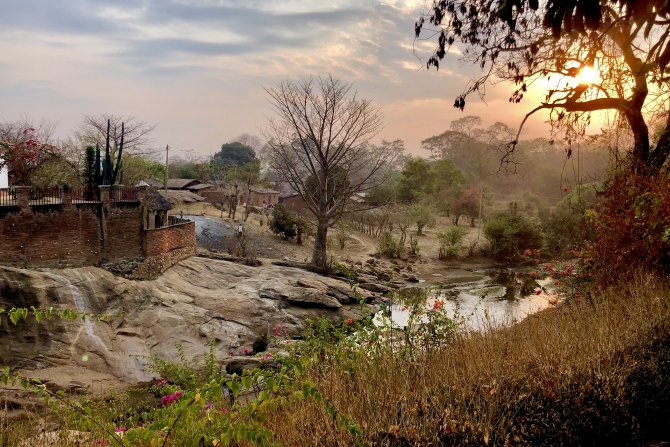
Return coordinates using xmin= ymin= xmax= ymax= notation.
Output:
xmin=484 ymin=202 xmax=542 ymax=259
xmin=269 ymin=204 xmax=298 ymax=240
xmin=540 ymin=185 xmax=599 ymax=254
xmin=378 ymin=231 xmax=404 ymax=258
xmin=437 ymin=226 xmax=469 ymax=259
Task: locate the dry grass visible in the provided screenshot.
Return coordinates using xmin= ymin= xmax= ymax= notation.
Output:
xmin=264 ymin=275 xmax=670 ymax=446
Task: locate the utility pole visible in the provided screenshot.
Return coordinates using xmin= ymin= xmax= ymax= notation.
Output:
xmin=164 ymin=144 xmax=169 ymax=192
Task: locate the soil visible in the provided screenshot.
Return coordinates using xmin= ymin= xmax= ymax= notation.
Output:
xmin=170 ymin=201 xmax=497 ymax=282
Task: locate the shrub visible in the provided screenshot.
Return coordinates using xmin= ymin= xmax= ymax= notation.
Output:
xmin=484 ymin=202 xmax=542 ymax=259
xmin=409 ymin=203 xmax=436 ymax=236
xmin=378 ymin=231 xmax=404 ymax=258
xmin=437 ymin=226 xmax=469 ymax=259
xmin=540 ymin=184 xmax=599 ymax=254
xmin=590 ymin=173 xmax=670 ymax=283
xmin=269 ymin=204 xmax=298 ymax=240
xmin=408 ymin=234 xmax=420 ymax=256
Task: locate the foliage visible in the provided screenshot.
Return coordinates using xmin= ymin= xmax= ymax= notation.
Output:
xmin=484 ymin=203 xmax=542 ymax=259
xmin=378 ymin=231 xmax=404 ymax=258
xmin=335 ymin=222 xmax=349 ymax=250
xmin=0 ymin=128 xmax=59 ymax=185
xmin=408 ymin=203 xmax=436 ymax=236
xmin=415 ymin=0 xmax=670 ymax=170
xmin=212 ymin=142 xmax=258 ymax=170
xmin=121 ymin=154 xmax=166 ymax=187
xmin=540 ymin=184 xmax=599 ymax=253
xmin=589 ymin=173 xmax=670 ymax=283
xmin=269 ymin=204 xmax=300 ymax=241
xmin=437 ymin=226 xmax=469 ymax=259
xmin=397 ymin=157 xmax=433 ymax=203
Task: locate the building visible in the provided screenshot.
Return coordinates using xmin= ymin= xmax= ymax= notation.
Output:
xmin=0 ymin=160 xmax=7 ymax=189
xmin=279 ymin=192 xmax=309 ymax=213
xmin=245 ymin=188 xmax=280 ymax=207
xmin=166 ymin=178 xmax=202 ymax=190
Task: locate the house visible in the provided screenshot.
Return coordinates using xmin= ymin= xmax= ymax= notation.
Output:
xmin=187 ymin=183 xmax=215 ymax=194
xmin=245 ymin=188 xmax=280 ymax=207
xmin=166 ymin=178 xmax=202 ymax=190
xmin=279 ymin=192 xmax=308 ymax=213
xmin=0 ymin=160 xmax=7 ymax=188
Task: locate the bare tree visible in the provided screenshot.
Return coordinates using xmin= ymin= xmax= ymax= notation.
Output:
xmin=77 ymin=114 xmax=157 ymax=157
xmin=264 ymin=76 xmax=396 ymax=270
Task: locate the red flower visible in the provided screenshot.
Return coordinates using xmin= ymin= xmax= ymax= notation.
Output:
xmin=433 ymin=300 xmax=444 ymax=311
xmin=530 ymin=271 xmax=537 ymax=278
xmin=563 ymin=186 xmax=569 ymax=193
xmin=523 ymin=249 xmax=533 ymax=256
xmin=345 ymin=318 xmax=353 ymax=325
xmin=536 ymin=289 xmax=542 ymax=295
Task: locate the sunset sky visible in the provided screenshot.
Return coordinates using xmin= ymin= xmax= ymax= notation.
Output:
xmin=0 ymin=0 xmax=557 ymax=159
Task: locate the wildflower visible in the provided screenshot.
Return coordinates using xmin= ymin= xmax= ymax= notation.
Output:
xmin=433 ymin=299 xmax=444 ymax=311
xmin=263 ymin=353 xmax=272 ymax=360
xmin=205 ymin=402 xmax=214 ymax=411
xmin=563 ymin=186 xmax=569 ymax=193
xmin=161 ymin=390 xmax=184 ymax=406
xmin=241 ymin=347 xmax=251 ymax=356
xmin=530 ymin=271 xmax=537 ymax=279
xmin=545 ymin=263 xmax=553 ymax=271
xmin=523 ymin=249 xmax=533 ymax=257
xmin=156 ymin=379 xmax=168 ymax=387
xmin=114 ymin=427 xmax=126 ymax=438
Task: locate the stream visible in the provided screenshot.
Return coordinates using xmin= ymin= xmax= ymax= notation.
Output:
xmin=374 ymin=269 xmax=555 ymax=332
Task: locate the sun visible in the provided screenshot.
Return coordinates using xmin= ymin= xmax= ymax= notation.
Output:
xmin=576 ymin=65 xmax=602 ymax=85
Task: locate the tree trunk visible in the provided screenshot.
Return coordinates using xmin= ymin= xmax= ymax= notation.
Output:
xmin=312 ymin=219 xmax=329 ymax=271
xmin=625 ymin=109 xmax=650 ymax=172
xmin=417 ymin=223 xmax=424 ymax=236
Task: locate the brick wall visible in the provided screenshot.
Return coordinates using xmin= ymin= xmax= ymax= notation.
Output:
xmin=103 ymin=207 xmax=143 ymax=261
xmin=0 ymin=208 xmax=103 ymax=267
xmin=143 ymin=220 xmax=196 ymax=257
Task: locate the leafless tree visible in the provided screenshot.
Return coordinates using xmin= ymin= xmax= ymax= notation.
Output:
xmin=77 ymin=114 xmax=157 ymax=157
xmin=264 ymin=76 xmax=397 ymax=270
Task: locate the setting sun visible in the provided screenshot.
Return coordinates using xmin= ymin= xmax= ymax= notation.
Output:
xmin=576 ymin=64 xmax=602 ymax=85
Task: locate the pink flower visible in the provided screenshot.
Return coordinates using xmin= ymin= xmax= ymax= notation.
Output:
xmin=241 ymin=347 xmax=251 ymax=356
xmin=523 ymin=249 xmax=533 ymax=257
xmin=161 ymin=390 xmax=184 ymax=406
xmin=263 ymin=353 xmax=272 ymax=360
xmin=530 ymin=271 xmax=537 ymax=279
xmin=433 ymin=300 xmax=444 ymax=311
xmin=345 ymin=318 xmax=353 ymax=325
xmin=157 ymin=379 xmax=168 ymax=387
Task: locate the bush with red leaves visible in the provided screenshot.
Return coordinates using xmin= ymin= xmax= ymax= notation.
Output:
xmin=589 ymin=173 xmax=670 ymax=284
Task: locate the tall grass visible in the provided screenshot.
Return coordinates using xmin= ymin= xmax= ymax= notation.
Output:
xmin=264 ymin=276 xmax=670 ymax=446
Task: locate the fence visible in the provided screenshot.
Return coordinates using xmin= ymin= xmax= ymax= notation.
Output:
xmin=110 ymin=187 xmax=138 ymax=203
xmin=29 ymin=187 xmax=63 ymax=206
xmin=0 ymin=188 xmax=16 ymax=207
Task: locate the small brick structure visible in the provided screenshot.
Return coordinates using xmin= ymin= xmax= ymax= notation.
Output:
xmin=0 ymin=185 xmax=197 ymax=276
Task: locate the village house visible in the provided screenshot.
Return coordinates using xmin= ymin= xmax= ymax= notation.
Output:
xmin=244 ymin=188 xmax=280 ymax=207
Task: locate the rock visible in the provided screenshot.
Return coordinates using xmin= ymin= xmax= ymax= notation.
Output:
xmin=0 ymin=258 xmax=366 ymax=388
xmin=406 ymin=265 xmax=413 ymax=272
xmin=365 ymin=258 xmax=376 ymax=265
xmin=406 ymin=274 xmax=419 ymax=283
xmin=376 ymin=271 xmax=392 ymax=282
xmin=359 ymin=282 xmax=392 ymax=293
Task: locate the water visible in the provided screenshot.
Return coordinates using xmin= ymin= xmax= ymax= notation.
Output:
xmin=42 ymin=271 xmax=110 ymax=354
xmin=185 ymin=215 xmax=235 ymax=250
xmin=373 ymin=270 xmax=556 ymax=333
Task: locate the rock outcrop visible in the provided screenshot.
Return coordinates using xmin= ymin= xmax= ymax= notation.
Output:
xmin=0 ymin=257 xmax=370 ymax=391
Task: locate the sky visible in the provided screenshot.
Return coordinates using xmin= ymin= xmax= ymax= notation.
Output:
xmin=0 ymin=0 xmax=553 ymax=160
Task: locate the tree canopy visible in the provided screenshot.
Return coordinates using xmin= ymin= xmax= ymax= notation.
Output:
xmin=213 ymin=142 xmax=258 ymax=170
xmin=416 ymin=0 xmax=670 ymax=171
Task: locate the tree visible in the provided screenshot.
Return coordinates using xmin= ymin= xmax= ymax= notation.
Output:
xmin=397 ymin=157 xmax=434 ymax=203
xmin=416 ymin=0 xmax=670 ymax=172
xmin=78 ymin=114 xmax=156 ymax=157
xmin=121 ymin=154 xmax=166 ymax=187
xmin=0 ymin=127 xmax=60 ymax=185
xmin=409 ymin=203 xmax=436 ymax=236
xmin=213 ymin=142 xmax=258 ymax=171
xmin=265 ymin=76 xmax=396 ymax=270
